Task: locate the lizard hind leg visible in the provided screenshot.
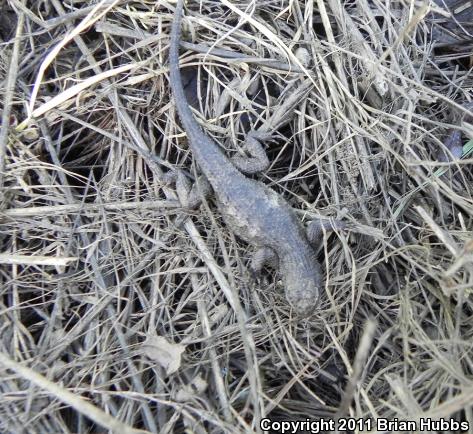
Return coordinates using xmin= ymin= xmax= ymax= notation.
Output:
xmin=165 ymin=170 xmax=211 ymax=209
xmin=178 ymin=171 xmax=211 ymax=209
xmin=231 ymin=130 xmax=271 ymax=174
xmin=166 ymin=170 xmax=212 ymax=228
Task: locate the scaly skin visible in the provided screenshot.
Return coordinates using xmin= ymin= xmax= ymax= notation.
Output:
xmin=169 ymin=0 xmax=322 ymax=316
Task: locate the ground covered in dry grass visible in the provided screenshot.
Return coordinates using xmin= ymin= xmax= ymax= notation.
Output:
xmin=1 ymin=0 xmax=472 ymax=433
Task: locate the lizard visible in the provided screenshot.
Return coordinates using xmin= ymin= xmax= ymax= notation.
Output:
xmin=169 ymin=0 xmax=323 ymax=316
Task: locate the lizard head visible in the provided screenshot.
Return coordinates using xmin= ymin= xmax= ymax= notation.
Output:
xmin=283 ymin=266 xmax=322 ymax=317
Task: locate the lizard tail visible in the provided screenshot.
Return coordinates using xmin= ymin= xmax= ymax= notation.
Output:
xmin=169 ymin=0 xmax=204 ymax=140
xmin=168 ymin=0 xmax=241 ymax=180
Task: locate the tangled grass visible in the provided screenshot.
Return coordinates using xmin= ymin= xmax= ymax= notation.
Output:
xmin=0 ymin=0 xmax=472 ymax=433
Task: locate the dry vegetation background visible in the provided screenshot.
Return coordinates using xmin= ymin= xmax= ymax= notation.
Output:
xmin=1 ymin=0 xmax=472 ymax=433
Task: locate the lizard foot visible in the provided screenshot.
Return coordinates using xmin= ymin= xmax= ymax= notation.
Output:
xmin=250 ymin=246 xmax=278 ymax=280
xmin=306 ymin=218 xmax=347 ymax=245
xmin=231 ymin=130 xmax=271 ymax=174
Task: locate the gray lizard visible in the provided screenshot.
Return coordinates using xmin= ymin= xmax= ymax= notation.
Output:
xmin=169 ymin=0 xmax=322 ymax=316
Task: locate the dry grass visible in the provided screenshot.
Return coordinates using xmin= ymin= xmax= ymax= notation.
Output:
xmin=1 ymin=0 xmax=472 ymax=433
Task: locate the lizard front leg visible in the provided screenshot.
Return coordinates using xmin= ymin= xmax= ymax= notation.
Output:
xmin=306 ymin=219 xmax=347 ymax=245
xmin=250 ymin=246 xmax=278 ymax=279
